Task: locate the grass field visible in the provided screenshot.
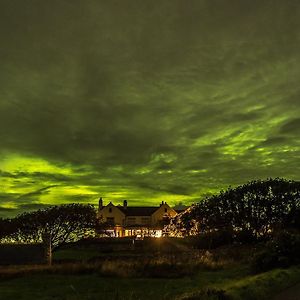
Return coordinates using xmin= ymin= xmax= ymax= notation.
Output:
xmin=0 ymin=265 xmax=299 ymax=300
xmin=0 ymin=238 xmax=299 ymax=300
xmin=0 ymin=266 xmax=247 ymax=300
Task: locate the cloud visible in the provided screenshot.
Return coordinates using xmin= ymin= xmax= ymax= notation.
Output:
xmin=258 ymin=136 xmax=288 ymax=147
xmin=280 ymin=118 xmax=300 ymax=135
xmin=0 ymin=0 xmax=299 ymax=216
xmin=17 ymin=185 xmax=59 ymax=201
xmin=0 ymin=206 xmax=16 ymax=212
xmin=17 ymin=203 xmax=52 ymax=212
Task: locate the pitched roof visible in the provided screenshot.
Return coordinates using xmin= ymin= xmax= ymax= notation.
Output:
xmin=174 ymin=209 xmax=185 ymax=213
xmin=118 ymin=206 xmax=159 ymax=216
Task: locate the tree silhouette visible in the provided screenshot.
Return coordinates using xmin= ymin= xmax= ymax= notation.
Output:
xmin=174 ymin=178 xmax=300 ymax=240
xmin=0 ymin=218 xmax=17 ymax=239
xmin=1 ymin=204 xmax=96 ymax=251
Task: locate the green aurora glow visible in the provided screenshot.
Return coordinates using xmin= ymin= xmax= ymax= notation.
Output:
xmin=0 ymin=0 xmax=300 ymax=216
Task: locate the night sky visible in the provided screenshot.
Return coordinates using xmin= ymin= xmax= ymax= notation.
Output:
xmin=1 ymin=0 xmax=300 ymax=217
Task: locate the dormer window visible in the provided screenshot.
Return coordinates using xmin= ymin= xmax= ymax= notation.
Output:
xmin=109 ymin=207 xmax=112 ymax=213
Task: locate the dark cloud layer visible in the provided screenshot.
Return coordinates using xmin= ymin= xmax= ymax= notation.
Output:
xmin=0 ymin=0 xmax=300 ymax=216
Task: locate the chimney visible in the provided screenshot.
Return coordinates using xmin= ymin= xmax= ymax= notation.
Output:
xmin=123 ymin=200 xmax=127 ymax=209
xmin=99 ymin=197 xmax=103 ymax=211
xmin=160 ymin=201 xmax=164 ymax=207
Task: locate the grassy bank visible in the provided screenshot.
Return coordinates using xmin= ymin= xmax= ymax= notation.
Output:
xmin=178 ymin=266 xmax=300 ymax=300
xmin=0 ymin=266 xmax=248 ymax=300
xmin=0 ymin=265 xmax=299 ymax=300
xmin=0 ymin=251 xmax=228 ymax=280
xmin=225 ymin=266 xmax=300 ymax=300
xmin=0 ymin=239 xmax=299 ymax=300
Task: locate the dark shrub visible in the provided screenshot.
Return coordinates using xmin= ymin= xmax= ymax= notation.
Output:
xmin=181 ymin=178 xmax=300 ymax=240
xmin=234 ymin=229 xmax=257 ymax=244
xmin=194 ymin=230 xmax=233 ymax=249
xmin=252 ymin=231 xmax=300 ymax=273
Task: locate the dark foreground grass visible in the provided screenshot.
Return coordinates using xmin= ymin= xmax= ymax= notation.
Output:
xmin=0 ymin=267 xmax=246 ymax=300
xmin=0 ymin=265 xmax=299 ymax=300
xmin=0 ymin=240 xmax=299 ymax=300
xmin=178 ymin=266 xmax=300 ymax=300
xmin=0 ymin=274 xmax=192 ymax=300
xmin=225 ymin=266 xmax=300 ymax=300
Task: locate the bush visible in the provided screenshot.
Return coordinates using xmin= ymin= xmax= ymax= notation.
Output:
xmin=234 ymin=230 xmax=257 ymax=244
xmin=252 ymin=231 xmax=300 ymax=273
xmin=181 ymin=178 xmax=300 ymax=240
xmin=194 ymin=230 xmax=233 ymax=249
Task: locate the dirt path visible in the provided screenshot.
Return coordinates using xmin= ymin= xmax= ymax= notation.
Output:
xmin=273 ymin=283 xmax=300 ymax=300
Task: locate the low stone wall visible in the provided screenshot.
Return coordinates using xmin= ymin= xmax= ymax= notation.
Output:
xmin=0 ymin=243 xmax=49 ymax=265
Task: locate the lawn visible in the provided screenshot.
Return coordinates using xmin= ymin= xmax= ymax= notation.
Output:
xmin=0 ymin=265 xmax=299 ymax=300
xmin=0 ymin=239 xmax=299 ymax=300
xmin=0 ymin=267 xmax=246 ymax=300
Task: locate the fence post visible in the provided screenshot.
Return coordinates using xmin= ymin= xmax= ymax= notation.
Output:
xmin=42 ymin=233 xmax=52 ymax=266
